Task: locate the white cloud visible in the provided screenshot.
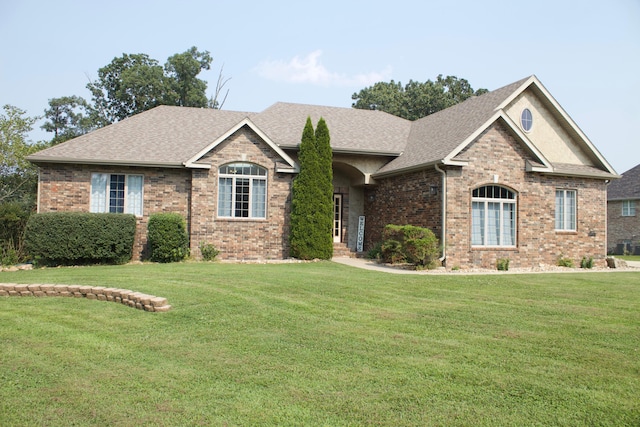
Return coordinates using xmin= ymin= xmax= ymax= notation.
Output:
xmin=256 ymin=50 xmax=392 ymax=87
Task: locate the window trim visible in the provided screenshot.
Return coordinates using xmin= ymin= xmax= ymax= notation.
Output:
xmin=471 ymin=185 xmax=517 ymax=248
xmin=622 ymin=200 xmax=636 ymax=217
xmin=555 ymin=189 xmax=576 ymax=231
xmin=217 ymin=162 xmax=268 ymax=219
xmin=90 ymin=173 xmax=144 ymax=216
xmin=520 ymin=108 xmax=533 ymax=132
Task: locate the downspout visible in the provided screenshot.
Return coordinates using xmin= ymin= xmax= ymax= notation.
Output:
xmin=435 ymin=163 xmax=446 ymax=264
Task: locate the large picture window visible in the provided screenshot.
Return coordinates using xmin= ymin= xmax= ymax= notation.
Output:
xmin=471 ymin=185 xmax=516 ymax=247
xmin=555 ymin=189 xmax=576 ymax=231
xmin=90 ymin=173 xmax=143 ymax=216
xmin=218 ymin=163 xmax=267 ymax=218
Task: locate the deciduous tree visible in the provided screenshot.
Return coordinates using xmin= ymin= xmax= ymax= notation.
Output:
xmin=352 ymin=75 xmax=488 ymax=120
xmin=41 ymin=96 xmax=97 ymax=144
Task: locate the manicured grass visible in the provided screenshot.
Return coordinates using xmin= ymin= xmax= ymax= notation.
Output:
xmin=618 ymin=254 xmax=640 ymax=262
xmin=1 ymin=262 xmax=639 ymax=426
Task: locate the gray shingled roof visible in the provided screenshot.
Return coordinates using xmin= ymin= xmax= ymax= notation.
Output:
xmin=252 ymin=102 xmax=411 ymax=154
xmin=28 ymin=106 xmax=251 ymax=166
xmin=608 ymin=163 xmax=640 ymax=200
xmin=27 ymin=76 xmax=616 ymax=180
xmin=375 ymin=78 xmax=529 ymax=175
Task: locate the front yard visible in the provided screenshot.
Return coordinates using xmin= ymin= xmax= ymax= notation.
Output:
xmin=1 ymin=262 xmax=638 ymax=426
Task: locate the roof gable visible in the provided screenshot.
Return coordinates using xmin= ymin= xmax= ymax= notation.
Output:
xmin=185 ymin=117 xmax=298 ymax=172
xmin=375 ymin=76 xmax=618 ymax=179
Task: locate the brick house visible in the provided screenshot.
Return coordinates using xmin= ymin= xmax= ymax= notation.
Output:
xmin=607 ymin=164 xmax=640 ymax=255
xmin=28 ymin=76 xmax=618 ymax=268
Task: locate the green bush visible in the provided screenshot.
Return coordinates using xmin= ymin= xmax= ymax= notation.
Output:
xmin=366 ymin=242 xmax=383 ymax=260
xmin=0 ymin=201 xmax=33 ymax=265
xmin=199 ymin=242 xmax=220 ymax=261
xmin=24 ymin=212 xmax=136 ymax=266
xmin=381 ymin=239 xmax=405 ymax=264
xmin=147 ymin=213 xmax=189 ymax=263
xmin=496 ymin=258 xmax=510 ymax=271
xmin=380 ymin=224 xmax=440 ymax=268
xmin=580 ymin=256 xmax=594 ymax=269
xmin=557 ymin=255 xmax=574 ymax=268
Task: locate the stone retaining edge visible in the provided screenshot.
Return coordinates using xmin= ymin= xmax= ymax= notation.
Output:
xmin=0 ymin=283 xmax=171 ymax=312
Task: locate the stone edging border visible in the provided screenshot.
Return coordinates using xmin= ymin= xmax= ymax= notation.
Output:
xmin=0 ymin=283 xmax=171 ymax=312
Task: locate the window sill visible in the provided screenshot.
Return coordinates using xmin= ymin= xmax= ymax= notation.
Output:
xmin=216 ymin=217 xmax=267 ymax=222
xmin=555 ymin=230 xmax=577 ymax=235
xmin=471 ymin=246 xmax=518 ymax=251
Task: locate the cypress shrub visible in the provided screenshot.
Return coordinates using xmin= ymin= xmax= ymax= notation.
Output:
xmin=314 ymin=118 xmax=334 ymax=259
xmin=290 ymin=117 xmax=334 ymax=260
xmin=24 ymin=212 xmax=136 ymax=266
xmin=147 ymin=213 xmax=189 ymax=263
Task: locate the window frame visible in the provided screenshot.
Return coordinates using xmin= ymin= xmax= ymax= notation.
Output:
xmin=471 ymin=185 xmax=517 ymax=248
xmin=555 ymin=189 xmax=577 ymax=231
xmin=622 ymin=200 xmax=636 ymax=217
xmin=90 ymin=173 xmax=144 ymax=216
xmin=520 ymin=108 xmax=533 ymax=132
xmin=217 ymin=162 xmax=268 ymax=219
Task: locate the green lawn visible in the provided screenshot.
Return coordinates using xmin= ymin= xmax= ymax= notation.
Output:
xmin=1 ymin=262 xmax=639 ymax=426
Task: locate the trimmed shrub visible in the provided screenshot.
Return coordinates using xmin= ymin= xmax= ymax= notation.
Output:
xmin=199 ymin=242 xmax=220 ymax=261
xmin=24 ymin=212 xmax=136 ymax=266
xmin=580 ymin=256 xmax=594 ymax=269
xmin=381 ymin=224 xmax=440 ymax=268
xmin=147 ymin=213 xmax=189 ymax=263
xmin=557 ymin=255 xmax=574 ymax=268
xmin=496 ymin=258 xmax=510 ymax=271
xmin=381 ymin=239 xmax=404 ymax=264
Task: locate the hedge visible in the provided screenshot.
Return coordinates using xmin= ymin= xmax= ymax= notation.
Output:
xmin=380 ymin=224 xmax=440 ymax=268
xmin=24 ymin=212 xmax=136 ymax=266
xmin=147 ymin=213 xmax=189 ymax=263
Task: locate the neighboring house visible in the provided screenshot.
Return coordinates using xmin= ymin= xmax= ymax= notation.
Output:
xmin=607 ymin=164 xmax=640 ymax=255
xmin=27 ymin=75 xmax=618 ymax=268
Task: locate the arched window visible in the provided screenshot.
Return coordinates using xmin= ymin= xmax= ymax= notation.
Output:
xmin=471 ymin=185 xmax=516 ymax=247
xmin=218 ymin=163 xmax=267 ymax=218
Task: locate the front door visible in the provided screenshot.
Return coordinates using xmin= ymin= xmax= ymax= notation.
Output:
xmin=333 ymin=194 xmax=342 ymax=243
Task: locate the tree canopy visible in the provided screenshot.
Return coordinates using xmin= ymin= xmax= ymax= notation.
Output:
xmin=41 ymin=46 xmax=224 ymax=143
xmin=0 ymin=105 xmax=45 ymax=203
xmin=351 ymin=75 xmax=488 ymax=120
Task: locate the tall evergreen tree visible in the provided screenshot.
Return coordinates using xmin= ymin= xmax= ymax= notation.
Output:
xmin=290 ymin=117 xmax=333 ymax=260
xmin=314 ymin=117 xmax=333 ymax=259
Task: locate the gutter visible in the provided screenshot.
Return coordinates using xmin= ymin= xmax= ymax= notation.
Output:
xmin=435 ymin=163 xmax=446 ymax=264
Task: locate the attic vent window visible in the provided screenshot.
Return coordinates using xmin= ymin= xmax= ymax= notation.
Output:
xmin=520 ymin=108 xmax=533 ymax=132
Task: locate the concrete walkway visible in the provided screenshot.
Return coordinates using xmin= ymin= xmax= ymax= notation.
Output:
xmin=332 ymin=256 xmax=640 ymax=275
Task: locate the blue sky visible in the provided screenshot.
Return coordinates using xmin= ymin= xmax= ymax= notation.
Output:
xmin=1 ymin=0 xmax=639 ymax=173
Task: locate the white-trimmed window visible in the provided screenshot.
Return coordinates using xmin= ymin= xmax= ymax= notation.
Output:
xmin=471 ymin=185 xmax=516 ymax=247
xmin=218 ymin=163 xmax=267 ymax=218
xmin=521 ymin=108 xmax=533 ymax=132
xmin=555 ymin=189 xmax=576 ymax=231
xmin=90 ymin=173 xmax=143 ymax=216
xmin=622 ymin=200 xmax=636 ymax=217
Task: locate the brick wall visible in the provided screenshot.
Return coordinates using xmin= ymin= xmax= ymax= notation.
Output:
xmin=363 ymin=121 xmax=608 ymax=269
xmin=37 ymin=164 xmax=191 ymax=260
xmin=607 ymin=200 xmax=640 ymax=253
xmin=444 ymin=122 xmax=607 ymax=268
xmin=190 ymin=126 xmax=294 ymax=261
xmin=364 ymin=168 xmax=443 ymax=250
